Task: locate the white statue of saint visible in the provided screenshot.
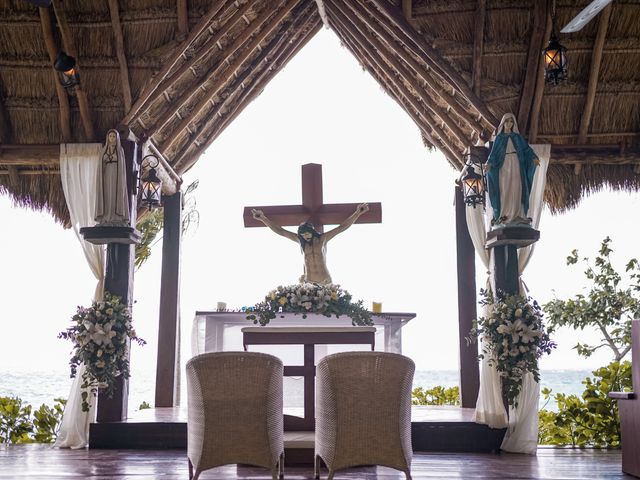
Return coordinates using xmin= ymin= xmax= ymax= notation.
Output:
xmin=95 ymin=129 xmax=130 ymax=226
xmin=251 ymin=203 xmax=370 ymax=284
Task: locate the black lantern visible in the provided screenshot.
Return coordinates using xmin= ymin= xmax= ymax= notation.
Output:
xmin=53 ymin=51 xmax=80 ymax=90
xmin=140 ymin=155 xmax=162 ymax=209
xmin=461 ymin=147 xmax=487 ymax=208
xmin=542 ymin=33 xmax=567 ymax=85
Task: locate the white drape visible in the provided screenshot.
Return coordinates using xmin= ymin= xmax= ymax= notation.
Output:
xmin=468 ymin=145 xmax=550 ymax=453
xmin=54 ymin=143 xmax=105 ymax=449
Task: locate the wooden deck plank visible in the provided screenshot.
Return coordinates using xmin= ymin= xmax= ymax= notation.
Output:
xmin=0 ymin=445 xmax=633 ymax=479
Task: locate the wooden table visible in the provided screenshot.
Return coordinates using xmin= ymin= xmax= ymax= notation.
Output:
xmin=242 ymin=326 xmax=376 ymax=431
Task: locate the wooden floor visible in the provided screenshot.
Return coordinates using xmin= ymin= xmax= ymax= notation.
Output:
xmin=0 ymin=444 xmax=634 ymax=479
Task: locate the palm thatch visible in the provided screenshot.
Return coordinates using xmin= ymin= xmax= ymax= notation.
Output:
xmin=0 ymin=0 xmax=639 ymax=224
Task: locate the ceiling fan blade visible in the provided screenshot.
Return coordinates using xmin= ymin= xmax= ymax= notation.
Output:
xmin=560 ymin=0 xmax=613 ymax=33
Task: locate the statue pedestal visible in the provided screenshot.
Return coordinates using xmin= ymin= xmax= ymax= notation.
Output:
xmin=486 ymin=227 xmax=539 ymax=295
xmin=80 ymin=225 xmax=141 ymax=245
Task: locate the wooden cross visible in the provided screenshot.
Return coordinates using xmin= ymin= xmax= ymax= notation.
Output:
xmin=243 ymin=163 xmax=382 ymax=233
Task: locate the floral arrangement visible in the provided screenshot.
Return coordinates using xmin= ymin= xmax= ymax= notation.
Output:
xmin=246 ymin=283 xmax=374 ymax=326
xmin=469 ymin=289 xmax=556 ymax=407
xmin=58 ymin=292 xmax=145 ymax=412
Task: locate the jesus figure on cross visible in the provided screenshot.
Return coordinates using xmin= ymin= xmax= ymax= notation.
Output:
xmin=251 ymin=203 xmax=369 ymax=284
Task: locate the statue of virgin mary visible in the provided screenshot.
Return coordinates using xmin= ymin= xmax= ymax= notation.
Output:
xmin=95 ymin=129 xmax=130 ymax=226
xmin=486 ymin=113 xmax=539 ymax=227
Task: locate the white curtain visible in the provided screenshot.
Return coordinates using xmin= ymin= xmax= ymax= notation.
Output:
xmin=469 ymin=145 xmax=550 ymax=453
xmin=54 ymin=143 xmax=105 ymax=449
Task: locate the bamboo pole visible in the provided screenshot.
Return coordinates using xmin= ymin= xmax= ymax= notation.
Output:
xmin=147 ymin=0 xmax=298 ymax=141
xmin=177 ymin=0 xmax=189 ymax=36
xmin=330 ymin=0 xmax=468 ymax=148
xmin=51 ymin=0 xmax=95 ymax=141
xmin=578 ymin=4 xmax=612 ymax=144
xmin=516 ymin=0 xmax=548 ymax=135
xmin=366 ymin=0 xmax=498 ymax=127
xmin=39 ymin=7 xmax=72 ymax=142
xmin=108 ymin=0 xmax=133 ymax=113
xmin=338 ymin=0 xmax=485 ymax=139
xmin=121 ymin=0 xmax=231 ymax=124
xmin=175 ymin=20 xmax=322 ymax=173
xmin=141 ymin=0 xmax=257 ymax=115
xmin=471 ymin=0 xmax=486 ymax=97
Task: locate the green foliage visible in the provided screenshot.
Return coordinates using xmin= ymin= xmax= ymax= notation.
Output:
xmin=412 ymin=386 xmax=460 ymax=406
xmin=134 ymin=180 xmax=200 ymax=269
xmin=543 ymin=237 xmax=640 ymax=361
xmin=138 ymin=401 xmax=151 ymax=410
xmin=0 ymin=397 xmax=33 ymax=444
xmin=32 ymin=398 xmax=65 ymax=443
xmin=538 ymin=361 xmax=632 ymax=447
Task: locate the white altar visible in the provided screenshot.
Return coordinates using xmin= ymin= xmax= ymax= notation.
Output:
xmin=191 ymin=311 xmax=416 ymax=356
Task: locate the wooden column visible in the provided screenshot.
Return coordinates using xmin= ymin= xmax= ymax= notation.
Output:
xmin=155 ymin=191 xmax=183 ymax=407
xmin=96 ymin=138 xmax=139 ymax=423
xmin=455 ymin=186 xmax=479 ymax=408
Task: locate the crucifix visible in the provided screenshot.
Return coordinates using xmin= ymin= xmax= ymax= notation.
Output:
xmin=243 ymin=163 xmax=382 ymax=284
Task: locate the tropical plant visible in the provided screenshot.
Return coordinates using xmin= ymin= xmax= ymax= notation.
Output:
xmin=538 ymin=361 xmax=632 ymax=447
xmin=411 ymin=386 xmax=460 ymax=406
xmin=0 ymin=397 xmax=32 ymax=444
xmin=58 ymin=292 xmax=146 ymax=411
xmin=246 ymin=283 xmax=373 ymax=326
xmin=469 ymin=289 xmax=556 ymax=407
xmin=543 ymin=237 xmax=640 ymax=362
xmin=32 ymin=398 xmax=65 ymax=443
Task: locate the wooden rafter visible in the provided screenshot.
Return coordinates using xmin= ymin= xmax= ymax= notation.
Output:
xmin=51 ymin=0 xmax=95 ymax=141
xmin=141 ymin=0 xmax=258 ymax=121
xmin=177 ymin=0 xmax=189 ymax=36
xmin=176 ymin=20 xmax=322 ymax=174
xmin=339 ymin=0 xmax=482 ymax=140
xmin=108 ymin=0 xmax=133 ymax=113
xmin=166 ymin=4 xmax=317 ymax=158
xmin=38 ymin=7 xmax=72 ymax=143
xmin=471 ymin=0 xmax=486 ymax=97
xmin=149 ymin=0 xmax=299 ymax=143
xmin=578 ymin=4 xmax=612 ymax=144
xmin=402 ymin=0 xmax=412 ymax=21
xmin=516 ymin=0 xmax=548 ymax=136
xmin=328 ymin=3 xmax=462 ymax=166
xmin=528 ymin=9 xmax=552 ymax=143
xmin=329 ymin=0 xmax=467 ymax=149
xmin=366 ymin=0 xmax=497 ymax=128
xmin=122 ymin=0 xmax=231 ymax=124
xmin=0 ymin=90 xmax=9 ymax=144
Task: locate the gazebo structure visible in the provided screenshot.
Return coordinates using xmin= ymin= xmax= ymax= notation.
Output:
xmin=1 ymin=0 xmax=639 ymax=465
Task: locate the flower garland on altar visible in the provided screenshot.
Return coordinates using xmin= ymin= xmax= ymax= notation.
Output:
xmin=468 ymin=289 xmax=556 ymax=407
xmin=58 ymin=292 xmax=146 ymax=412
xmin=246 ymin=283 xmax=374 ymax=327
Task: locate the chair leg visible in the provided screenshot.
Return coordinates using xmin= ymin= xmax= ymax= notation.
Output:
xmin=327 ymin=470 xmax=334 ymax=480
xmin=314 ymin=454 xmax=321 ymax=480
xmin=405 ymin=470 xmax=412 ymax=480
xmin=188 ymin=459 xmax=193 ymax=480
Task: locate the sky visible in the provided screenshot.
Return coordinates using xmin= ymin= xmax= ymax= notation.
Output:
xmin=1 ymin=29 xmax=638 ymax=392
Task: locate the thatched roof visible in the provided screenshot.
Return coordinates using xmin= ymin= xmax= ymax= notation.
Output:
xmin=1 ymin=0 xmax=639 ymax=225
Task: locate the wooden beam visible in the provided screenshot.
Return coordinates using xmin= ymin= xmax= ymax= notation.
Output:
xmin=148 ymin=0 xmax=298 ymax=141
xmin=177 ymin=0 xmax=189 ymax=36
xmin=366 ymin=0 xmax=498 ymax=128
xmin=108 ymin=0 xmax=133 ymax=113
xmin=174 ymin=18 xmax=321 ymax=173
xmin=0 ymin=94 xmax=10 ymax=144
xmin=330 ymin=0 xmax=468 ymax=148
xmin=38 ymin=7 xmax=72 ymax=142
xmin=121 ymin=0 xmax=231 ymax=124
xmin=51 ymin=0 xmax=95 ymax=141
xmin=402 ymin=0 xmax=412 ymax=21
xmin=0 ymin=169 xmax=60 ymax=176
xmin=471 ymin=0 xmax=486 ymax=97
xmin=578 ymin=4 xmax=612 ymax=144
xmin=0 ymin=144 xmax=59 ymax=165
xmin=527 ymin=7 xmax=552 ymax=143
xmin=516 ymin=1 xmax=548 ymax=135
xmin=141 ymin=0 xmax=257 ymax=117
xmin=7 ymin=166 xmax=20 ymax=185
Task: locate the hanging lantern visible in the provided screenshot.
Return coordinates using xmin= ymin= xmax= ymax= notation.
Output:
xmin=53 ymin=51 xmax=80 ymax=90
xmin=140 ymin=155 xmax=163 ymax=209
xmin=461 ymin=147 xmax=488 ymax=208
xmin=542 ymin=33 xmax=567 ymax=85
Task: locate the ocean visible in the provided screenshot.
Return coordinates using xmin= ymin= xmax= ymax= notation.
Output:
xmin=0 ymin=368 xmax=593 ymax=412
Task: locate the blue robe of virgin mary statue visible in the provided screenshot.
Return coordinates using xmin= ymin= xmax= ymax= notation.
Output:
xmin=486 ymin=113 xmax=538 ymax=226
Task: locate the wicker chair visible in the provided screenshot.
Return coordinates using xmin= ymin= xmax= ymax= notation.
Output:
xmin=186 ymin=352 xmax=285 ymax=480
xmin=314 ymin=351 xmax=415 ymax=480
